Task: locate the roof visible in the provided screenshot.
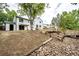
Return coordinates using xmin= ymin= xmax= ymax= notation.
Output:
xmin=35 ymin=17 xmax=43 ymax=23
xmin=16 ymin=16 xmax=28 ymax=20
xmin=4 ymin=21 xmax=16 ymax=24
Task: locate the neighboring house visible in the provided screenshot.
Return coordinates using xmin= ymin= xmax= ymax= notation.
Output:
xmin=0 ymin=16 xmax=43 ymax=31
xmin=33 ymin=17 xmax=43 ymax=30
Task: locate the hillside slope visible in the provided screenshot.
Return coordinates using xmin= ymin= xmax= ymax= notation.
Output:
xmin=0 ymin=30 xmax=49 ymax=56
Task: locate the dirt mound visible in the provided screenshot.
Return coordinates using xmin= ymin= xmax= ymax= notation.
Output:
xmin=65 ymin=30 xmax=79 ymax=35
xmin=0 ymin=30 xmax=49 ymax=56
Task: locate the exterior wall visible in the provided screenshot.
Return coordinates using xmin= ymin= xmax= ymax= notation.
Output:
xmin=5 ymin=23 xmax=9 ymax=31
xmin=33 ymin=17 xmax=43 ymax=30
xmin=23 ymin=20 xmax=31 ymax=30
xmin=13 ymin=24 xmax=16 ymax=31
xmin=23 ymin=20 xmax=29 ymax=25
xmin=16 ymin=18 xmax=19 ymax=31
xmin=13 ymin=17 xmax=16 ymax=31
xmin=24 ymin=26 xmax=27 ymax=30
xmin=5 ymin=16 xmax=44 ymax=31
xmin=24 ymin=26 xmax=30 ymax=30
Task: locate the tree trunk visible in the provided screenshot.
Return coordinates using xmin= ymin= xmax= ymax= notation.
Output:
xmin=30 ymin=20 xmax=33 ymax=30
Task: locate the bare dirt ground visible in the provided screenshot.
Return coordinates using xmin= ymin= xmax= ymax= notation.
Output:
xmin=30 ymin=32 xmax=79 ymax=56
xmin=0 ymin=30 xmax=79 ymax=56
xmin=0 ymin=30 xmax=49 ymax=56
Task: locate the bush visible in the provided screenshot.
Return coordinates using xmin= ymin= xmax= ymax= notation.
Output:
xmin=59 ymin=10 xmax=79 ymax=30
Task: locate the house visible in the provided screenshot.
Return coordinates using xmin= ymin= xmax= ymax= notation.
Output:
xmin=33 ymin=17 xmax=43 ymax=30
xmin=0 ymin=16 xmax=44 ymax=31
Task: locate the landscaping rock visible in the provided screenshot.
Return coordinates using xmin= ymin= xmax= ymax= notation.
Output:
xmin=29 ymin=32 xmax=79 ymax=56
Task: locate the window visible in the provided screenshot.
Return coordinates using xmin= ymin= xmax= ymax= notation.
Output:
xmin=36 ymin=25 xmax=38 ymax=30
xmin=71 ymin=3 xmax=77 ymax=5
xmin=36 ymin=25 xmax=38 ymax=28
xmin=39 ymin=25 xmax=41 ymax=27
xmin=40 ymin=21 xmax=41 ymax=23
xmin=19 ymin=18 xmax=23 ymax=22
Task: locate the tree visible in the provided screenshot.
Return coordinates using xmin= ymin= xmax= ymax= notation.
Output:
xmin=0 ymin=3 xmax=8 ymax=12
xmin=0 ymin=3 xmax=9 ymax=30
xmin=0 ymin=4 xmax=17 ymax=24
xmin=59 ymin=10 xmax=79 ymax=30
xmin=5 ymin=8 xmax=17 ymax=21
xmin=51 ymin=9 xmax=79 ymax=30
xmin=19 ymin=3 xmax=45 ymax=30
xmin=51 ymin=13 xmax=60 ymax=28
xmin=0 ymin=3 xmax=8 ymax=24
xmin=0 ymin=11 xmax=7 ymax=24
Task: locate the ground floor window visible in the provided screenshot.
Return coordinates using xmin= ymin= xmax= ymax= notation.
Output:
xmin=0 ymin=26 xmax=5 ymax=31
xmin=39 ymin=25 xmax=41 ymax=27
xmin=36 ymin=25 xmax=38 ymax=30
xmin=10 ymin=24 xmax=14 ymax=31
xmin=19 ymin=25 xmax=24 ymax=30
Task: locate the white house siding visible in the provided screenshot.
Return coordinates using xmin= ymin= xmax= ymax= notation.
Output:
xmin=24 ymin=26 xmax=27 ymax=30
xmin=28 ymin=24 xmax=31 ymax=30
xmin=16 ymin=18 xmax=19 ymax=31
xmin=19 ymin=19 xmax=30 ymax=30
xmin=5 ymin=23 xmax=10 ymax=31
xmin=33 ymin=17 xmax=43 ymax=30
xmin=13 ymin=24 xmax=16 ymax=31
xmin=5 ymin=16 xmax=44 ymax=31
xmin=23 ymin=20 xmax=29 ymax=25
xmin=13 ymin=17 xmax=17 ymax=31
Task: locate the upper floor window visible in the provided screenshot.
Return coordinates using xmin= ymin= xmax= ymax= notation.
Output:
xmin=40 ymin=21 xmax=41 ymax=23
xmin=71 ymin=3 xmax=77 ymax=5
xmin=28 ymin=21 xmax=29 ymax=23
xmin=19 ymin=18 xmax=23 ymax=22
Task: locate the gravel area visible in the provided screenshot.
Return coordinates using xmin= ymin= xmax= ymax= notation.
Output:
xmin=30 ymin=33 xmax=79 ymax=56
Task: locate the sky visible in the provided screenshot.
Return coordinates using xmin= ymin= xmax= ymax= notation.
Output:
xmin=7 ymin=3 xmax=79 ymax=24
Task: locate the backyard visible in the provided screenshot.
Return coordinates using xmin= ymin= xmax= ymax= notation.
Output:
xmin=0 ymin=30 xmax=49 ymax=55
xmin=0 ymin=3 xmax=79 ymax=56
xmin=30 ymin=30 xmax=79 ymax=56
xmin=30 ymin=31 xmax=79 ymax=56
xmin=0 ymin=30 xmax=79 ymax=56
